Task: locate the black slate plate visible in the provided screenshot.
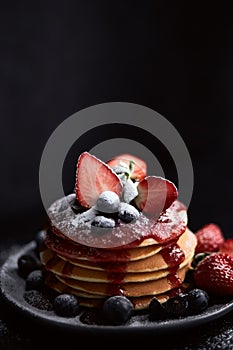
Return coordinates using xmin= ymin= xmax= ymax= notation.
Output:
xmin=1 ymin=241 xmax=233 ymax=336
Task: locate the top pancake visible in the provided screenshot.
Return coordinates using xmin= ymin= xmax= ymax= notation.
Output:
xmin=47 ymin=194 xmax=188 ymax=249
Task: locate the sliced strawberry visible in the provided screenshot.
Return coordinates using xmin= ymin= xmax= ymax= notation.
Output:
xmin=194 ymin=252 xmax=233 ymax=296
xmin=219 ymin=239 xmax=233 ymax=257
xmin=75 ymin=152 xmax=123 ymax=208
xmin=195 ymin=223 xmax=224 ymax=254
xmin=134 ymin=176 xmax=178 ymax=217
xmin=107 ymin=153 xmax=147 ymax=181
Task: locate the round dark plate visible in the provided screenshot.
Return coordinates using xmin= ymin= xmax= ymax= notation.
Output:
xmin=1 ymin=241 xmax=233 ymax=336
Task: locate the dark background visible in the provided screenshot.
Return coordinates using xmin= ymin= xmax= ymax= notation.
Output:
xmin=0 ymin=1 xmax=233 ymax=244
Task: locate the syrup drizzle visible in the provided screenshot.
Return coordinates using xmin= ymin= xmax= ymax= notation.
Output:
xmin=61 ymin=261 xmax=74 ymax=277
xmin=161 ymin=243 xmax=185 ymax=289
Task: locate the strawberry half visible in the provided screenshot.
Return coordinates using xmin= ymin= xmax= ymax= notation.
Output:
xmin=219 ymin=239 xmax=233 ymax=258
xmin=194 ymin=253 xmax=233 ymax=296
xmin=195 ymin=223 xmax=224 ymax=254
xmin=75 ymin=152 xmax=123 ymax=208
xmin=134 ymin=176 xmax=178 ymax=217
xmin=107 ymin=153 xmax=147 ymax=181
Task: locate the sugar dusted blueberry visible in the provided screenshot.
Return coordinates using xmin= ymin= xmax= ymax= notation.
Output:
xmin=25 ymin=269 xmax=45 ymax=291
xmin=53 ymin=294 xmax=79 ymax=317
xmin=96 ymin=191 xmax=120 ymax=214
xmin=118 ymin=202 xmax=139 ymax=223
xmin=102 ymin=295 xmax=133 ymax=325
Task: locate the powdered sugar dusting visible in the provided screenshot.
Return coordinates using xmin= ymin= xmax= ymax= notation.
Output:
xmin=47 ymin=195 xmax=187 ymax=249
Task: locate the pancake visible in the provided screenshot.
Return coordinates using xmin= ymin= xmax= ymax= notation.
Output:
xmin=56 ymin=229 xmax=196 ymax=272
xmin=44 ymin=272 xmax=183 ymax=309
xmin=44 ymin=231 xmax=163 ymax=262
xmin=53 ymin=263 xmax=190 ymax=297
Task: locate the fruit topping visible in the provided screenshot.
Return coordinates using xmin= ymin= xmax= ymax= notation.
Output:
xmin=186 ymin=288 xmax=209 ymax=315
xmin=121 ymin=178 xmax=138 ymax=203
xmin=118 ymin=202 xmax=140 ymax=223
xmin=25 ymin=270 xmax=45 ymax=291
xmin=23 ymin=290 xmax=53 ymax=311
xmin=195 ymin=223 xmax=224 ymax=254
xmin=194 ymin=253 xmax=233 ymax=296
xmin=75 ymin=152 xmax=123 ymax=208
xmin=148 ymin=297 xmax=168 ymax=320
xmin=163 ymin=293 xmax=188 ymax=317
xmin=53 ymin=293 xmax=80 ymax=317
xmin=17 ymin=254 xmax=41 ymax=278
xmin=134 ymin=176 xmax=178 ymax=217
xmin=102 ymin=295 xmax=134 ymax=325
xmin=219 ymin=239 xmax=233 ymax=257
xmin=107 ymin=153 xmax=147 ymax=181
xmin=95 ymin=191 xmax=120 ymax=213
xmin=191 ymin=252 xmax=211 ymax=268
xmin=91 ymin=216 xmax=116 ymax=229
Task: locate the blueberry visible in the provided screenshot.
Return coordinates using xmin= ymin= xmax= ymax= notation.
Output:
xmin=95 ymin=191 xmax=120 ymax=214
xmin=17 ymin=254 xmax=40 ymax=278
xmin=34 ymin=230 xmax=46 ymax=253
xmin=118 ymin=202 xmax=139 ymax=223
xmin=91 ymin=216 xmax=115 ymax=230
xmin=102 ymin=295 xmax=133 ymax=325
xmin=164 ymin=294 xmax=189 ymax=318
xmin=23 ymin=290 xmax=53 ymax=311
xmin=53 ymin=294 xmax=79 ymax=317
xmin=25 ymin=270 xmax=45 ymax=291
xmin=191 ymin=252 xmax=211 ymax=268
xmin=187 ymin=288 xmax=209 ymax=315
xmin=148 ymin=297 xmax=168 ymax=321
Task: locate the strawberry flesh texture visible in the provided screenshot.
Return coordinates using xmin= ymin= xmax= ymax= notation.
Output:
xmin=75 ymin=152 xmax=123 ymax=208
xmin=219 ymin=239 xmax=233 ymax=257
xmin=195 ymin=223 xmax=224 ymax=254
xmin=194 ymin=253 xmax=233 ymax=296
xmin=134 ymin=176 xmax=178 ymax=217
xmin=107 ymin=154 xmax=147 ymax=181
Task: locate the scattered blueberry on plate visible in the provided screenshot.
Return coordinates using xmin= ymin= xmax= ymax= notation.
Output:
xmin=53 ymin=294 xmax=80 ymax=317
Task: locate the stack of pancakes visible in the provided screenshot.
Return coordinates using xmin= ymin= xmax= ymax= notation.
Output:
xmin=40 ymin=194 xmax=197 ymax=310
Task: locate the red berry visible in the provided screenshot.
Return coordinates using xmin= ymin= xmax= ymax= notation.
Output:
xmin=107 ymin=153 xmax=147 ymax=181
xmin=194 ymin=253 xmax=233 ymax=296
xmin=195 ymin=223 xmax=224 ymax=254
xmin=134 ymin=176 xmax=178 ymax=217
xmin=219 ymin=239 xmax=233 ymax=257
xmin=75 ymin=152 xmax=123 ymax=208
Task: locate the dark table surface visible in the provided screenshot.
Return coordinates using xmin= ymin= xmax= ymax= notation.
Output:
xmin=1 ymin=229 xmax=233 ymax=350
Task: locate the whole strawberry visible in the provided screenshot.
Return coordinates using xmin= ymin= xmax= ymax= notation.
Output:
xmin=194 ymin=253 xmax=233 ymax=296
xmin=195 ymin=223 xmax=224 ymax=254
